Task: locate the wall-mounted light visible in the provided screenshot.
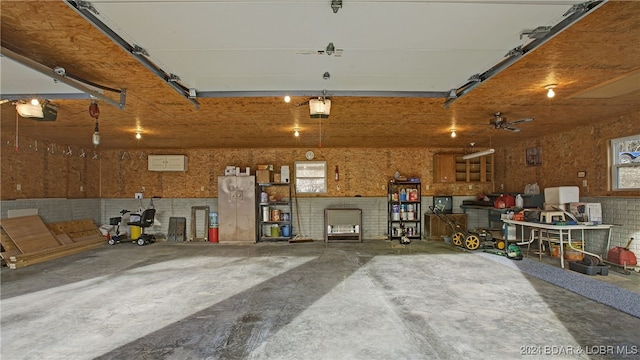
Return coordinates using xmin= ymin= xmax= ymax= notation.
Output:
xmin=284 ymin=95 xmax=291 ymax=103
xmin=30 ymin=98 xmax=40 ymax=106
xmin=545 ymin=84 xmax=557 ymax=98
xmin=450 ymin=129 xmax=457 ymax=138
xmin=135 ymin=132 xmax=142 ymax=140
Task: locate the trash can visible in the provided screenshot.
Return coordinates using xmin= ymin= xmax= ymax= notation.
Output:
xmin=209 ymin=212 xmax=219 ymax=243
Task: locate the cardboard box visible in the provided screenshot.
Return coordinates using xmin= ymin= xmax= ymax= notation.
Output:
xmin=569 ymin=202 xmax=602 ymax=223
xmin=256 ymin=169 xmax=272 ymax=184
xmin=273 ymin=173 xmax=281 ymax=183
xmin=257 ymin=164 xmax=274 ymax=171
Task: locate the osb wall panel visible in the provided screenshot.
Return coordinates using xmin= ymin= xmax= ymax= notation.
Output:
xmin=494 ymin=111 xmax=640 ymax=197
xmin=0 ymin=135 xmax=101 ymax=200
xmin=95 ymin=147 xmax=494 ymax=198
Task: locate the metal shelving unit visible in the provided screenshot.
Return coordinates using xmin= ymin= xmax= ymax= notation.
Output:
xmin=256 ymin=182 xmax=293 ymax=242
xmin=388 ymin=180 xmax=422 ymax=241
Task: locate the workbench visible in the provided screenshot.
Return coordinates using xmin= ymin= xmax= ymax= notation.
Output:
xmin=502 ymin=219 xmax=613 ymax=269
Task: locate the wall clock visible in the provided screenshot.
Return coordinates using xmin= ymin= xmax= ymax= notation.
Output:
xmin=305 ymin=150 xmax=315 ymax=160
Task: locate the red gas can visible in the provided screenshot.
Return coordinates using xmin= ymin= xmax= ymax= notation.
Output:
xmin=606 ymin=238 xmax=637 ymax=266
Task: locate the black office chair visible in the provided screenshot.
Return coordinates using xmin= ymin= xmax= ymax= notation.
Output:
xmin=127 ymin=208 xmax=156 ymax=246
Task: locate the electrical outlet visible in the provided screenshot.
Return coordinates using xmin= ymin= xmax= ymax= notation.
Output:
xmin=468 ymin=184 xmax=473 ymax=190
xmin=425 ymin=184 xmax=430 ymax=190
xmin=80 ymin=186 xmax=84 ymax=192
xmin=200 ymin=186 xmax=205 ymax=191
xmin=582 ymin=180 xmax=588 ymax=187
xmin=16 ymin=184 xmax=21 ymax=191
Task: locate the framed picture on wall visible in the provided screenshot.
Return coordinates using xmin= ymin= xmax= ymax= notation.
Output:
xmin=526 ymin=147 xmax=542 ymax=166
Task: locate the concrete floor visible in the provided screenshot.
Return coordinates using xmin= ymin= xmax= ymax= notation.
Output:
xmin=1 ymin=240 xmax=639 ymax=360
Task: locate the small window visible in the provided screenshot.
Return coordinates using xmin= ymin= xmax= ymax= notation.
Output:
xmin=611 ymin=134 xmax=640 ymax=190
xmin=295 ymin=161 xmax=327 ymax=193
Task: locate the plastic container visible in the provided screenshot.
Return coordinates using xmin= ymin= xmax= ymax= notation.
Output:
xmin=271 ymin=225 xmax=280 ymax=237
xmin=281 ymin=224 xmax=291 ymax=237
xmin=515 ymin=194 xmax=524 ymax=208
xmin=209 ymin=212 xmax=218 ymax=227
xmin=130 ymin=225 xmax=141 ymax=240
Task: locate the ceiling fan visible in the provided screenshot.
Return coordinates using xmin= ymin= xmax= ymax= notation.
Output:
xmin=488 ymin=112 xmax=534 ymax=132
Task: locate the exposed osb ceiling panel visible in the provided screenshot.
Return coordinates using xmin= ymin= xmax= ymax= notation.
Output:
xmin=1 ymin=0 xmax=639 ymax=150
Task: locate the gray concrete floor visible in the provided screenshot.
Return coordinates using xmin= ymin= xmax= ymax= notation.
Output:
xmin=1 ymin=240 xmax=639 ymax=360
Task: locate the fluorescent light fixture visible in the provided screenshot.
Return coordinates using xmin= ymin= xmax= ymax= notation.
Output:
xmin=309 ymin=98 xmax=331 ymax=118
xmin=462 ymin=148 xmax=495 ymax=160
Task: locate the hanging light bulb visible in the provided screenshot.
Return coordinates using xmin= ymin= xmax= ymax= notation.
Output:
xmin=545 ymin=84 xmax=557 ymax=98
xmin=450 ymin=129 xmax=457 ymax=138
xmin=135 ymin=132 xmax=142 ymax=140
xmin=92 ymin=120 xmax=100 ymax=146
xmin=284 ymin=95 xmax=291 ymax=103
xmin=294 ymin=128 xmax=300 ymax=137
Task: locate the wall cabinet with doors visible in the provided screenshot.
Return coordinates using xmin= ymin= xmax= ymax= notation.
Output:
xmin=257 ymin=182 xmax=293 ymax=242
xmin=148 ymin=155 xmax=188 ymax=171
xmin=433 ymin=153 xmax=493 ymax=183
xmin=387 ymin=180 xmax=422 ymax=241
xmin=218 ymin=176 xmax=256 ymax=244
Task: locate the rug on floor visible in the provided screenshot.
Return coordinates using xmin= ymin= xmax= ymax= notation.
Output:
xmin=476 ymin=252 xmax=640 ymax=319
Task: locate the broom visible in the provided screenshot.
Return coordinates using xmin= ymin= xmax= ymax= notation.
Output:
xmin=289 ymin=184 xmax=313 ymax=243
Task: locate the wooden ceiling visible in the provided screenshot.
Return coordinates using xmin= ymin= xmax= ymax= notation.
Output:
xmin=1 ymin=1 xmax=639 ymax=150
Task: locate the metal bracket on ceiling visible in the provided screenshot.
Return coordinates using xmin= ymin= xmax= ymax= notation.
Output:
xmin=331 ymin=0 xmax=342 ymax=14
xmin=520 ymin=26 xmax=552 ymax=40
xmin=443 ymin=0 xmax=605 ymax=109
xmin=0 ymin=46 xmax=126 ymax=109
xmin=131 ymin=45 xmax=149 ymax=57
xmin=66 ymin=0 xmax=200 ymax=110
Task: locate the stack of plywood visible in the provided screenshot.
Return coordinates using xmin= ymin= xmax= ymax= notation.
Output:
xmin=0 ymin=215 xmax=106 ymax=269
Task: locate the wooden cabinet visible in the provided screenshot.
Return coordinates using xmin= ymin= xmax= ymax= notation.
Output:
xmin=434 ymin=153 xmax=493 ymax=183
xmin=433 ymin=153 xmax=456 ymax=183
xmin=148 ymin=155 xmax=188 ymax=171
xmin=424 ymin=213 xmax=467 ymax=240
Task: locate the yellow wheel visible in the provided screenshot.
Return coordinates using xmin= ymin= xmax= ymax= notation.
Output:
xmin=452 ymin=232 xmax=465 ymax=247
xmin=495 ymin=239 xmax=506 ymax=250
xmin=464 ymin=234 xmax=481 ymax=250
